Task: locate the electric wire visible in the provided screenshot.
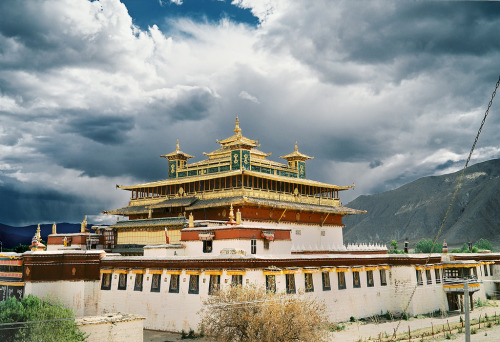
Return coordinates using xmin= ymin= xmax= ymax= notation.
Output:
xmin=390 ymin=75 xmax=500 ymax=341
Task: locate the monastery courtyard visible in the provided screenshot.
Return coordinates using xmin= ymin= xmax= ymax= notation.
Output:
xmin=143 ymin=299 xmax=500 ymax=342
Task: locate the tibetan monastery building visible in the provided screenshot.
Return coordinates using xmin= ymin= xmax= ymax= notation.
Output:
xmin=5 ymin=118 xmax=500 ymax=334
xmin=103 ymin=117 xmax=365 ymax=254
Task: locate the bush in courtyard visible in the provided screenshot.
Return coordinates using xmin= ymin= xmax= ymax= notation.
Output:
xmin=0 ymin=294 xmax=87 ymax=341
xmin=199 ymin=284 xmax=328 ymax=342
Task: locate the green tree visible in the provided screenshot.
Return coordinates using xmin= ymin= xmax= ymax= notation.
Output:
xmin=414 ymin=239 xmax=443 ymax=253
xmin=0 ymin=295 xmax=87 ymax=342
xmin=474 ymin=238 xmax=493 ymax=251
xmin=199 ymin=285 xmax=329 ymax=342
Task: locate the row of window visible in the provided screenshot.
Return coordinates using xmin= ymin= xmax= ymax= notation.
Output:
xmin=101 ymin=269 xmax=388 ymax=295
xmin=270 ymin=270 xmax=387 ymax=294
xmin=101 ymin=272 xmax=240 ymax=295
xmin=415 ymin=264 xmax=495 ymax=286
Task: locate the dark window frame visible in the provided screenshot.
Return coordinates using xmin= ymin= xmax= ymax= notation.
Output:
xmin=435 ymin=269 xmax=441 ymax=284
xmin=304 ymin=273 xmax=314 ymax=292
xmin=231 ymin=275 xmax=242 ymax=286
xmin=338 ymin=272 xmax=346 ymax=290
xmin=134 ymin=273 xmax=143 ymax=291
xmin=251 ymin=239 xmax=257 ymax=254
xmin=366 ymin=270 xmax=374 ymax=287
xmin=208 ymin=275 xmax=220 ymax=295
xmin=416 ymin=270 xmax=423 ymax=285
xmin=118 ymin=273 xmax=127 ymax=290
xmin=379 ymin=269 xmax=387 ymax=286
xmin=151 ymin=274 xmax=161 ymax=292
xmin=285 ymin=274 xmax=296 ymax=294
xmin=101 ymin=273 xmax=112 ymax=290
xmin=352 ymin=271 xmax=361 ymax=288
xmin=322 ymin=271 xmax=331 ymax=291
xmin=266 ymin=275 xmax=276 ymax=293
xmin=202 ymin=240 xmax=213 ymax=253
xmin=188 ymin=275 xmax=200 ymax=294
xmin=169 ymin=274 xmax=180 ymax=293
xmin=426 ymin=269 xmax=432 ymax=284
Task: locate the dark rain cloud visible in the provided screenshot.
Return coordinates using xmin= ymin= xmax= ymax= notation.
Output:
xmin=66 ymin=114 xmax=136 ymax=145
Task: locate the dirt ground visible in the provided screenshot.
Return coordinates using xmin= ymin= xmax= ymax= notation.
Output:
xmin=144 ymin=300 xmax=500 ymax=342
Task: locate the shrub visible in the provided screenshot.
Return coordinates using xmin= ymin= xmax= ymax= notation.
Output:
xmin=199 ymin=284 xmax=329 ymax=342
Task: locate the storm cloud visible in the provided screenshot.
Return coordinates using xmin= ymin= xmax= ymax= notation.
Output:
xmin=0 ymin=0 xmax=499 ymax=225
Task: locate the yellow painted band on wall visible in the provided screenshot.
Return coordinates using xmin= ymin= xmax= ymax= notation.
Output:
xmin=204 ymin=270 xmax=222 ymax=275
xmin=226 ymin=270 xmax=245 ymax=276
xmin=148 ymin=269 xmax=163 ymax=274
xmin=100 ymin=269 xmax=113 ymax=274
xmin=165 ymin=270 xmax=182 ymax=275
xmin=115 ymin=269 xmax=129 ymax=274
xmin=186 ymin=270 xmax=201 ymax=275
xmin=303 ymin=269 xmax=320 ymax=273
xmin=0 ymin=281 xmax=24 ymax=286
xmin=336 ymin=268 xmax=349 ymax=272
xmin=263 ymin=271 xmax=282 ymax=275
xmin=131 ymin=269 xmax=145 ymax=274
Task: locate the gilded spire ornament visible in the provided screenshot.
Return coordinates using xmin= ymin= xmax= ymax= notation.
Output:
xmin=52 ymin=222 xmax=57 ymax=235
xmin=234 ymin=116 xmax=242 ymax=137
xmin=81 ymin=216 xmax=87 ymax=233
xmin=176 ymin=139 xmax=180 ymax=152
xmin=36 ymin=224 xmax=41 ymax=241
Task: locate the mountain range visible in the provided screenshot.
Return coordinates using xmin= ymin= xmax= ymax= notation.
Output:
xmin=343 ymin=158 xmax=500 ymax=250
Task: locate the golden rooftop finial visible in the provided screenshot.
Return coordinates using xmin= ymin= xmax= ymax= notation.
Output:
xmin=234 ymin=116 xmax=242 ymax=136
xmin=36 ymin=224 xmax=41 ymax=240
xmin=295 ymin=141 xmax=298 ymax=152
xmin=176 ymin=139 xmax=180 ymax=152
xmin=52 ymin=222 xmax=57 ymax=235
xmin=229 ymin=204 xmax=235 ymax=220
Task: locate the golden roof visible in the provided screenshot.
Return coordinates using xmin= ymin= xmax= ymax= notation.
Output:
xmin=215 ymin=117 xmax=260 ymax=148
xmin=280 ymin=141 xmax=313 ymax=161
xmin=117 ymin=169 xmax=353 ymax=191
xmin=160 ymin=140 xmax=195 ymax=160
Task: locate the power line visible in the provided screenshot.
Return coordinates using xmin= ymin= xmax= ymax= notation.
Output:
xmin=391 ymin=75 xmax=500 ymax=341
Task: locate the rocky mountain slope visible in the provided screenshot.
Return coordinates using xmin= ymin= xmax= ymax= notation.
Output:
xmin=343 ymin=159 xmax=500 ymax=249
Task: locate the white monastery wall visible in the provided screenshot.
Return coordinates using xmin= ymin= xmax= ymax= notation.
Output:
xmin=182 ymin=239 xmax=291 ymax=257
xmin=24 ymin=280 xmax=100 ymax=317
xmin=290 ymin=225 xmax=343 ymax=250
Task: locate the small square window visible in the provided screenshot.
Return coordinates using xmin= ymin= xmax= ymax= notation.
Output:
xmin=352 ymin=271 xmax=361 ymax=288
xmin=321 ymin=231 xmax=326 ymax=236
xmin=203 ymin=240 xmax=213 ymax=253
xmin=322 ymin=272 xmax=331 ymax=291
xmin=101 ymin=273 xmax=112 ymax=290
xmin=286 ymin=274 xmax=296 ymax=294
xmin=151 ymin=274 xmax=161 ymax=292
xmin=188 ymin=275 xmax=199 ymax=294
xmin=266 ymin=275 xmax=276 ymax=293
xmin=338 ymin=272 xmax=346 ymax=290
xmin=295 ymin=230 xmax=301 ymax=235
xmin=304 ymin=273 xmax=314 ymax=292
xmin=426 ymin=270 xmax=432 ymax=284
xmin=380 ymin=269 xmax=387 ymax=286
xmin=231 ymin=275 xmax=242 ymax=286
xmin=435 ymin=269 xmax=441 ymax=284
xmin=366 ymin=270 xmax=374 ymax=287
xmin=169 ymin=274 xmax=180 ymax=293
xmin=134 ymin=274 xmax=143 ymax=291
xmin=208 ymin=275 xmax=220 ymax=295
xmin=416 ymin=270 xmax=423 ymax=285
xmin=118 ymin=273 xmax=127 ymax=290
xmin=263 ymin=239 xmax=270 ymax=250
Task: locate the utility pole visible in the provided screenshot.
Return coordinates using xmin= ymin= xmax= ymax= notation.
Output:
xmin=464 ymin=280 xmax=470 ymax=342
